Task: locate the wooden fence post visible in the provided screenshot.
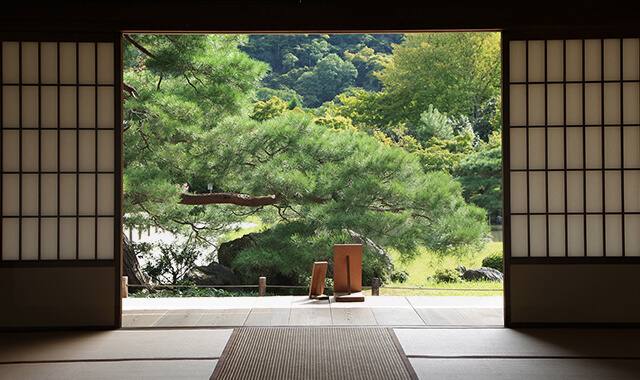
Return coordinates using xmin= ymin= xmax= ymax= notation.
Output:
xmin=372 ymin=277 xmax=380 ymax=296
xmin=259 ymin=277 xmax=266 ymax=296
xmin=121 ymin=276 xmax=129 ymax=298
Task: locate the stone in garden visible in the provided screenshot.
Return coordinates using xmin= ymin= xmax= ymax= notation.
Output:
xmin=217 ymin=232 xmax=261 ymax=268
xmin=187 ymin=261 xmax=241 ymax=286
xmin=461 ymin=267 xmax=503 ymax=282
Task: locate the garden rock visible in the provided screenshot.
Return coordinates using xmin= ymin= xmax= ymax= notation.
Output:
xmin=187 ymin=261 xmax=241 ymax=286
xmin=461 ymin=267 xmax=503 ymax=282
xmin=217 ymin=232 xmax=261 ymax=268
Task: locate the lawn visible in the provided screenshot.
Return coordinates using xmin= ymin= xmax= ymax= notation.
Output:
xmin=367 ymin=242 xmax=504 ymax=297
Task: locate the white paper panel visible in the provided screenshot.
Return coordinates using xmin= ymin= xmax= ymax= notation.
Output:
xmin=566 ymin=171 xmax=584 ymax=212
xmin=40 ymin=174 xmax=57 ymax=216
xmin=623 ymin=39 xmax=640 ymax=81
xmin=566 ymin=127 xmax=583 ymax=169
xmin=510 ymin=172 xmax=528 ymax=213
xmin=3 ymin=86 xmax=20 ymax=128
xmin=529 ymin=215 xmax=547 ymax=257
xmin=511 ymin=215 xmax=528 ymax=257
xmin=97 ymin=217 xmax=114 ymax=259
xmin=604 ymin=171 xmax=622 ymax=212
xmin=40 ymin=86 xmax=58 ymax=128
xmin=604 ymin=127 xmax=621 ymax=169
xmin=97 ymin=174 xmax=114 ymax=216
xmin=78 ymin=43 xmax=96 ymax=84
xmin=21 ymin=174 xmax=39 ymax=216
xmin=97 ymin=43 xmax=115 ymax=85
xmin=548 ymin=215 xmax=566 ymax=257
xmin=21 ymin=217 xmax=38 ymax=260
xmin=510 ymin=128 xmax=527 ymax=170
xmin=78 ymin=217 xmax=95 ymax=259
xmin=40 ymin=218 xmax=58 ymax=260
xmin=547 ymin=128 xmax=564 ymax=169
xmin=624 ymin=215 xmax=640 ymax=256
xmin=603 ymin=39 xmax=621 ymax=81
xmin=529 ymin=172 xmax=546 ymax=213
xmin=605 ymin=215 xmax=623 ymax=257
xmin=59 ymin=217 xmax=76 ymax=259
xmin=78 ymin=130 xmax=95 ymax=171
xmin=97 ymin=130 xmax=114 ymax=171
xmin=586 ymin=215 xmax=603 ymax=257
xmin=585 ymin=171 xmax=603 ymax=212
xmin=546 ymin=40 xmax=564 ymax=82
xmin=59 ymin=86 xmax=77 ymax=128
xmin=567 ymin=215 xmax=585 ymax=256
xmin=623 ymin=126 xmax=640 ymax=168
xmin=78 ymin=174 xmax=95 ymax=215
xmin=528 ymin=84 xmax=546 ymax=126
xmin=584 ymin=39 xmax=602 ymax=82
xmin=565 ymin=40 xmax=583 ymax=82
xmin=584 ymin=83 xmax=602 ymax=125
xmin=59 ymin=130 xmax=77 ymax=171
xmin=97 ymin=87 xmax=115 ymax=129
xmin=59 ymin=42 xmax=76 ymax=85
xmin=604 ymin=83 xmax=621 ymax=125
xmin=547 ymin=172 xmax=565 ymax=212
xmin=21 ymin=42 xmax=39 ymax=84
xmin=40 ymin=130 xmax=58 ymax=172
xmin=528 ymin=128 xmax=545 ymax=169
xmin=623 ymin=83 xmax=639 ymax=125
xmin=510 ymin=85 xmax=527 ymax=126
xmin=565 ymin=84 xmax=583 ymax=125
xmin=21 ymin=130 xmax=39 ymax=172
xmin=40 ymin=42 xmax=58 ymax=85
xmin=509 ymin=40 xmax=526 ymax=83
xmin=78 ymin=87 xmax=96 ymax=129
xmin=21 ymin=86 xmax=39 ymax=128
xmin=2 ymin=219 xmax=20 ymax=260
xmin=2 ymin=130 xmax=19 ymax=171
xmin=59 ymin=174 xmax=77 ymax=215
xmin=585 ymin=127 xmax=602 ymax=169
xmin=528 ymin=41 xmax=545 ymax=82
xmin=547 ymin=84 xmax=564 ymax=125
xmin=2 ymin=174 xmax=19 ymax=216
xmin=2 ymin=42 xmax=20 ymax=84
xmin=624 ymin=171 xmax=640 ymax=212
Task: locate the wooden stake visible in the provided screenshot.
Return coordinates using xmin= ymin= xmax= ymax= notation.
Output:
xmin=259 ymin=277 xmax=266 ymax=296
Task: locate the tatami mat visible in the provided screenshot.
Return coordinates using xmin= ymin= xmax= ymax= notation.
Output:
xmin=0 ymin=330 xmax=233 ymax=363
xmin=0 ymin=360 xmax=218 ymax=380
xmin=395 ymin=328 xmax=640 ymax=358
xmin=409 ymin=358 xmax=640 ymax=380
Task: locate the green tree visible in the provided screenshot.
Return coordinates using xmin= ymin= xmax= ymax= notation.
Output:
xmin=295 ymin=54 xmax=358 ymax=107
xmin=336 ymin=32 xmax=501 ymax=140
xmin=123 ymin=34 xmax=269 ymax=243
xmin=250 ymin=96 xmax=287 ymax=121
xmin=454 ymin=132 xmax=503 ymax=221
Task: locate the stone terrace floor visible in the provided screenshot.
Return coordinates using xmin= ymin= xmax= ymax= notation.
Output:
xmin=122 ymin=296 xmax=504 ymax=328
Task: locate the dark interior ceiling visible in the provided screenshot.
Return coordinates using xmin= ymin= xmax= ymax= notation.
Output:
xmin=2 ymin=0 xmax=639 ymax=34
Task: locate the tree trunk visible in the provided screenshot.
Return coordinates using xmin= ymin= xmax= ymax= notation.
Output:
xmin=122 ymin=235 xmax=153 ymax=293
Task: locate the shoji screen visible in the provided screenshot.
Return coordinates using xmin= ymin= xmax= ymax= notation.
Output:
xmin=0 ymin=35 xmax=122 ymax=329
xmin=504 ymin=34 xmax=640 ymax=326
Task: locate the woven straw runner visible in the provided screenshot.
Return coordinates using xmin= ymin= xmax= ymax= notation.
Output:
xmin=211 ymin=327 xmax=417 ymax=380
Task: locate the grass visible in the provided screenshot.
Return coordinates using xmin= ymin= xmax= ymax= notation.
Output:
xmin=374 ymin=242 xmax=504 ymax=297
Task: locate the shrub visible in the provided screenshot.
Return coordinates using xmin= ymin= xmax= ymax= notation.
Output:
xmin=390 ymin=269 xmax=409 ymax=283
xmin=482 ymin=253 xmax=503 ymax=273
xmin=433 ymin=268 xmax=462 ymax=283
